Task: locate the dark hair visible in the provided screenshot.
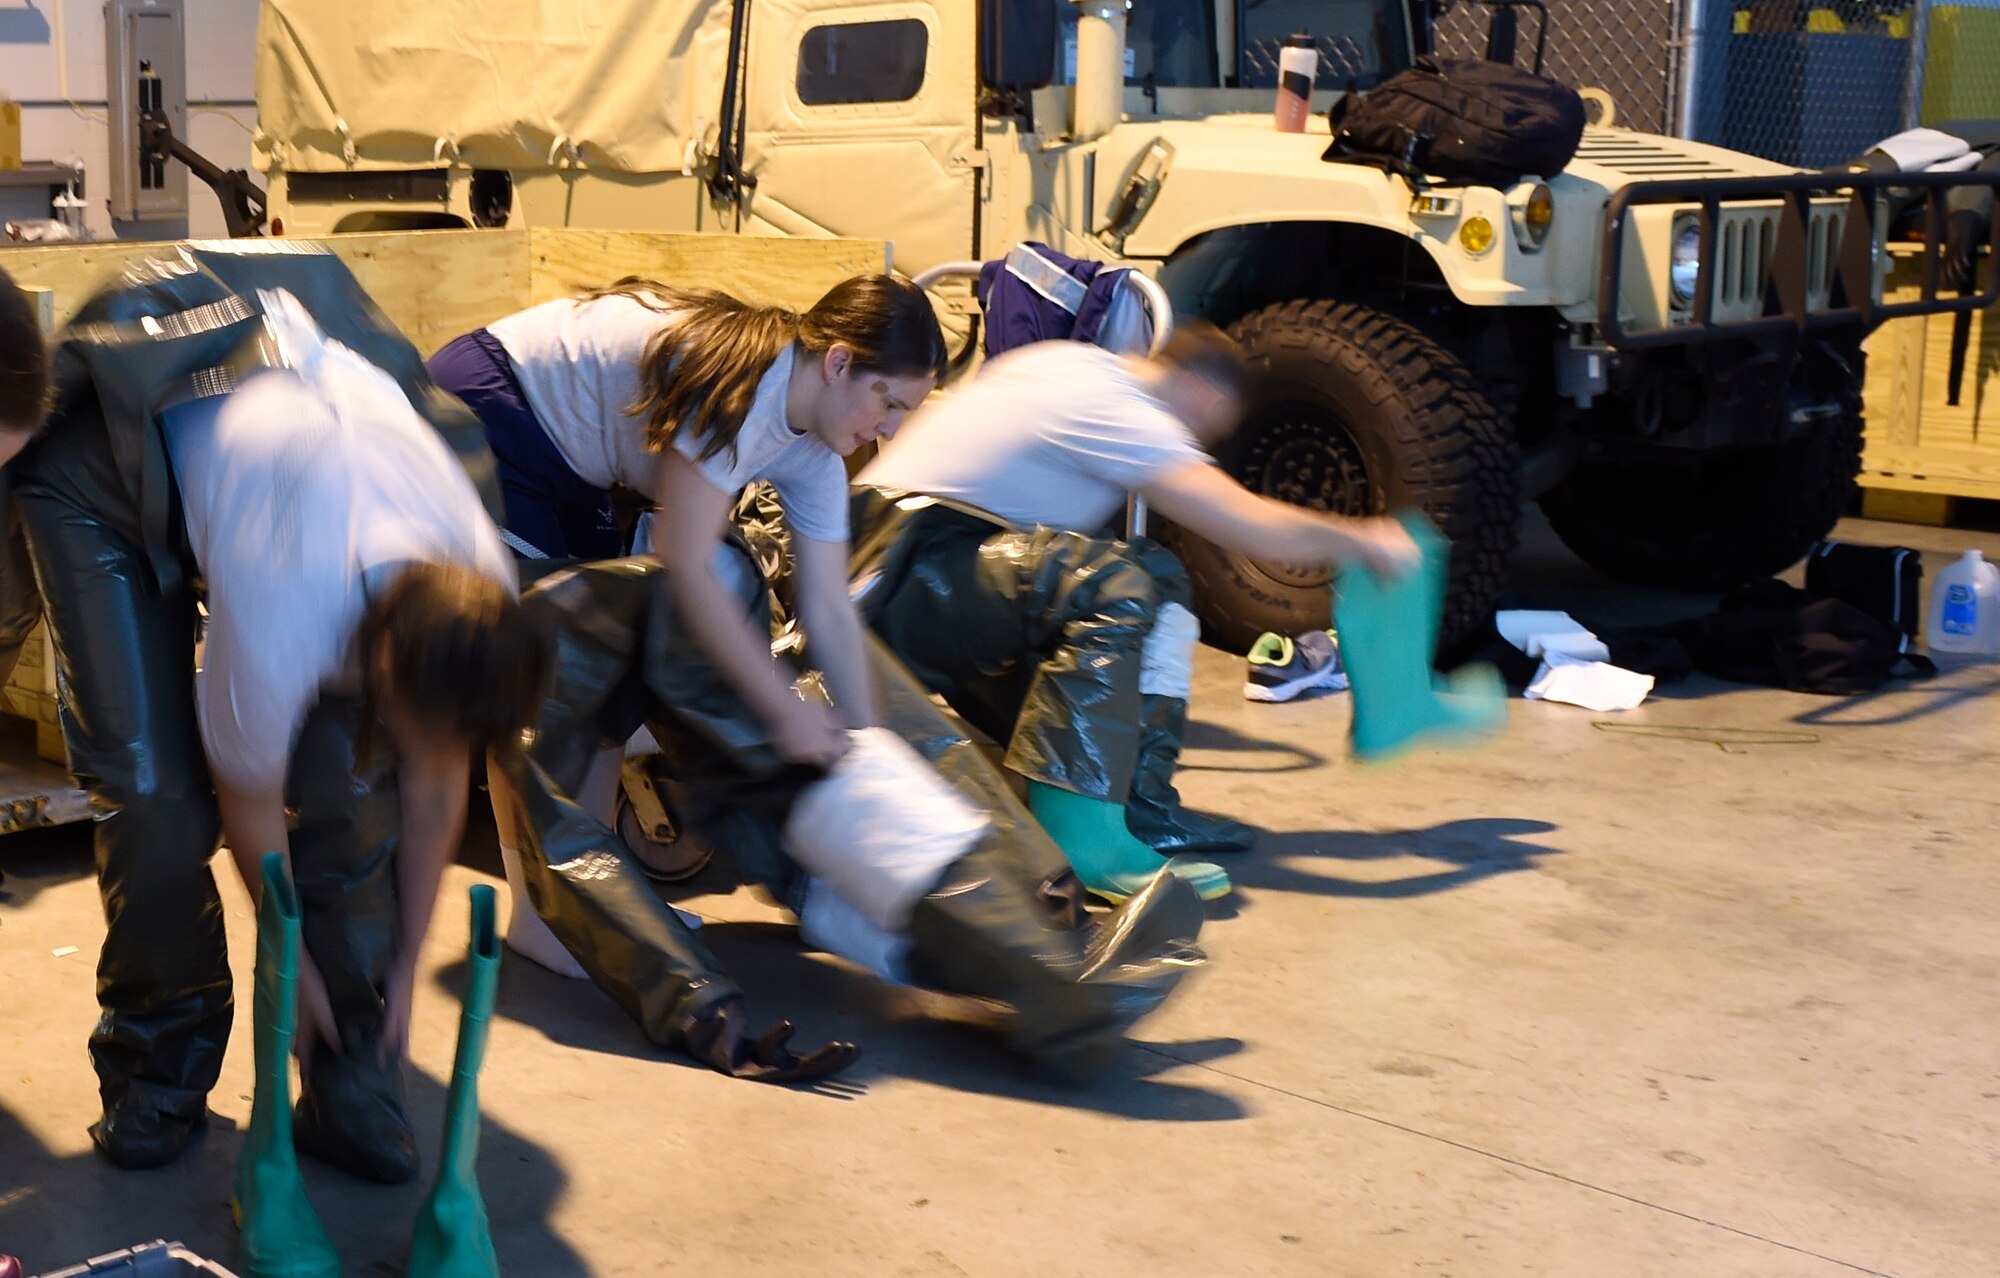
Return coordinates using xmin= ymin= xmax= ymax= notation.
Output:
xmin=586 ymin=273 xmax=947 ymax=462
xmin=0 ymin=269 xmax=49 ymax=434
xmin=1156 ymin=320 xmax=1254 ymax=404
xmin=357 ymin=564 xmax=550 ymax=753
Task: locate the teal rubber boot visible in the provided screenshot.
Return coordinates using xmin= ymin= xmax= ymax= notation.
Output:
xmin=407 ymin=884 xmax=502 ymax=1278
xmin=1333 ymin=512 xmax=1506 ymax=763
xmin=1027 ymin=782 xmax=1231 ymax=902
xmin=232 ymin=852 xmax=341 ymax=1278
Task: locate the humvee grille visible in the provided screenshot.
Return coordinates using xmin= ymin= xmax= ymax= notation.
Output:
xmin=1709 ymin=203 xmax=1846 ymax=318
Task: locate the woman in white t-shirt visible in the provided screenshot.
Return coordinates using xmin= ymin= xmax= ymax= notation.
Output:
xmin=446 ymin=276 xmax=948 ymax=1000
xmin=14 ymin=280 xmax=550 ymax=1176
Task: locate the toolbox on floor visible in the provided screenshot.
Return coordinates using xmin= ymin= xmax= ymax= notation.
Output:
xmin=30 ymin=1241 xmax=239 ymax=1278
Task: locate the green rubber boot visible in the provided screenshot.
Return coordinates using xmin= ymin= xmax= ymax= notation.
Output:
xmin=1027 ymin=782 xmax=1231 ymax=902
xmin=232 ymin=853 xmax=341 ymax=1278
xmin=1334 ymin=512 xmax=1506 ymax=763
xmin=407 ymin=884 xmax=502 ymax=1278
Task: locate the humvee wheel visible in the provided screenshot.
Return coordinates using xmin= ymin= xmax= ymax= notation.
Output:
xmin=1159 ymin=300 xmax=1519 ymax=655
xmin=1538 ymin=407 xmax=1863 ymax=588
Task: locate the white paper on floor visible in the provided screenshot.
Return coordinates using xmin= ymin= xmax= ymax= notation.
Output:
xmin=1526 ymin=651 xmax=1655 ymax=712
xmin=1495 ymin=609 xmax=1612 ymax=663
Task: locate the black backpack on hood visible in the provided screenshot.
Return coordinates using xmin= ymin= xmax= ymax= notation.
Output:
xmin=1323 ymin=56 xmax=1585 ymax=187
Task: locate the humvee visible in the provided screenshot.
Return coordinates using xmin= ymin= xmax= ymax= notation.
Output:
xmin=254 ymin=0 xmax=1996 ymax=648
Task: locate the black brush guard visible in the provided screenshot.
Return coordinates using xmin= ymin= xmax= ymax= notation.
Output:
xmin=1597 ymin=169 xmax=2000 ymax=351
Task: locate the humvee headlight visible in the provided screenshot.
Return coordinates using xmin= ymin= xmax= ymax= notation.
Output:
xmin=1459 ymin=216 xmax=1496 ymax=256
xmin=1508 ymin=183 xmax=1555 ymax=249
xmin=1670 ymin=222 xmax=1702 ymax=306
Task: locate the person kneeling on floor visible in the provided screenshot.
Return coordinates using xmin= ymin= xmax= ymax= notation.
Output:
xmin=499 ymin=277 xmax=1204 ymax=1080
xmin=853 ymin=322 xmax=1419 ymax=902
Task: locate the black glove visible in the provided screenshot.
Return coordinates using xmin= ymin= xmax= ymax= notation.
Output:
xmin=1942 ymin=208 xmax=1983 ymax=294
xmin=682 ymin=999 xmax=861 ymax=1083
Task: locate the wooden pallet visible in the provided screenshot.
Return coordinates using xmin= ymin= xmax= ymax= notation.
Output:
xmin=1860 ymin=246 xmax=2000 ymax=507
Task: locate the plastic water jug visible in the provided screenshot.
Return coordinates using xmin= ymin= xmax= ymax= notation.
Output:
xmin=1926 ymin=548 xmax=2000 ymax=656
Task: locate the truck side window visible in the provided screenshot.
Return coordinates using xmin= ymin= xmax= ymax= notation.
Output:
xmin=1239 ymin=0 xmax=1409 ymax=91
xmin=797 ymin=18 xmax=929 ymax=106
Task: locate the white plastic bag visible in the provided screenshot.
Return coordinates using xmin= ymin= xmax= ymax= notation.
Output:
xmin=800 ymin=878 xmax=912 ymax=985
xmin=782 ymin=727 xmax=991 ymax=932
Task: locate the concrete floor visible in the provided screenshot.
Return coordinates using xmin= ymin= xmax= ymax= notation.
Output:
xmin=3 ymin=511 xmax=1998 ymax=1278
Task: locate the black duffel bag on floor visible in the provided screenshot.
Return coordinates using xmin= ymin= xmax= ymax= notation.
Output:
xmin=1804 ymin=540 xmax=1924 ymax=648
xmin=1323 ymin=56 xmax=1585 ymax=187
xmin=1683 ymin=581 xmax=1936 ymax=696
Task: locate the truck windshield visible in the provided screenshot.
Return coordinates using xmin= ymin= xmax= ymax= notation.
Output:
xmin=1103 ymin=1 xmax=1412 ymax=91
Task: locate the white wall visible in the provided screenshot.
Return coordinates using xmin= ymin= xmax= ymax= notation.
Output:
xmin=0 ymin=0 xmax=259 ymax=240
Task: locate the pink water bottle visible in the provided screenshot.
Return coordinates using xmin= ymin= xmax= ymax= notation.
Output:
xmin=1274 ymin=32 xmax=1317 ymax=133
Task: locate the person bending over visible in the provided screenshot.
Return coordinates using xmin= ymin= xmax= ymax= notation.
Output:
xmin=853 ymin=322 xmax=1417 ymax=901
xmin=13 ymin=279 xmax=546 ymax=1176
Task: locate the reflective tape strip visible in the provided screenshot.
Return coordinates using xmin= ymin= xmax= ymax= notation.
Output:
xmin=1003 ymin=243 xmax=1088 ymax=315
xmin=499 ymin=528 xmax=550 ymax=560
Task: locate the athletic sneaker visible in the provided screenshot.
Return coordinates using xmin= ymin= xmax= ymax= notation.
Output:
xmin=1244 ymin=629 xmax=1348 ymax=702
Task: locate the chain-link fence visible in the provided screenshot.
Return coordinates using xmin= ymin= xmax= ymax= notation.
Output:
xmin=1433 ymin=1 xmax=1681 ymax=136
xmin=1434 ymin=0 xmax=2000 ymax=167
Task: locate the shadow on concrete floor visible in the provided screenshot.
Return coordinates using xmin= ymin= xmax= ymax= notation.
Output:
xmin=1788 ymin=668 xmax=2000 ymax=728
xmin=0 ymin=820 xmax=91 ymax=913
xmin=0 ymin=1067 xmax=586 ymax=1276
xmin=1231 ymin=818 xmax=1563 ymax=902
xmin=1621 ymin=662 xmax=2000 ymax=728
xmin=469 ymin=915 xmax=1251 ymax=1126
xmin=1179 ymin=718 xmax=1327 ymax=774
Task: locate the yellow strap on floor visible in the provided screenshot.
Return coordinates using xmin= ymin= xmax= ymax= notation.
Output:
xmin=1591 ymin=722 xmax=1821 ymax=754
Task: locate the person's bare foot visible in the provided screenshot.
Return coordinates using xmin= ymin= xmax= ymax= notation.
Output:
xmin=499 ymin=844 xmax=589 ymax=980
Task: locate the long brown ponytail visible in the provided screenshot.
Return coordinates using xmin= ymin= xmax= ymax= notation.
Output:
xmin=589 ymin=273 xmax=946 ymax=461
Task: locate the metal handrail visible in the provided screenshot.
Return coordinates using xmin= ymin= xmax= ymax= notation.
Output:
xmin=911 ymin=259 xmax=1176 ymax=354
xmin=913 ymin=255 xmax=1176 ymax=537
xmin=910 ymin=260 xmax=986 ymax=290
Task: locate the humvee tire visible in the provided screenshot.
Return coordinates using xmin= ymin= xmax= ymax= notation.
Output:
xmin=1159 ymin=300 xmax=1519 ymax=655
xmin=1538 ymin=407 xmax=1863 ymax=589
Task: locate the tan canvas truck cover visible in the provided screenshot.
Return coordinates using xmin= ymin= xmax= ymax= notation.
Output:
xmin=254 ymin=0 xmax=732 ymax=174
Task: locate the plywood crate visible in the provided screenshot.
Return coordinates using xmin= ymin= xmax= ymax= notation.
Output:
xmin=1860 ymin=246 xmax=2000 ymax=501
xmin=4 ymin=617 xmax=65 ymax=765
xmin=0 ymin=227 xmax=888 ymax=357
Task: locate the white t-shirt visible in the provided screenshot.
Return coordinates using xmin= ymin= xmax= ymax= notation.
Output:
xmin=486 ymin=293 xmax=662 ymax=494
xmin=859 ymin=341 xmax=1210 ymax=531
xmin=162 ymin=291 xmax=514 ymax=793
xmin=486 ymin=293 xmax=848 ymax=541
